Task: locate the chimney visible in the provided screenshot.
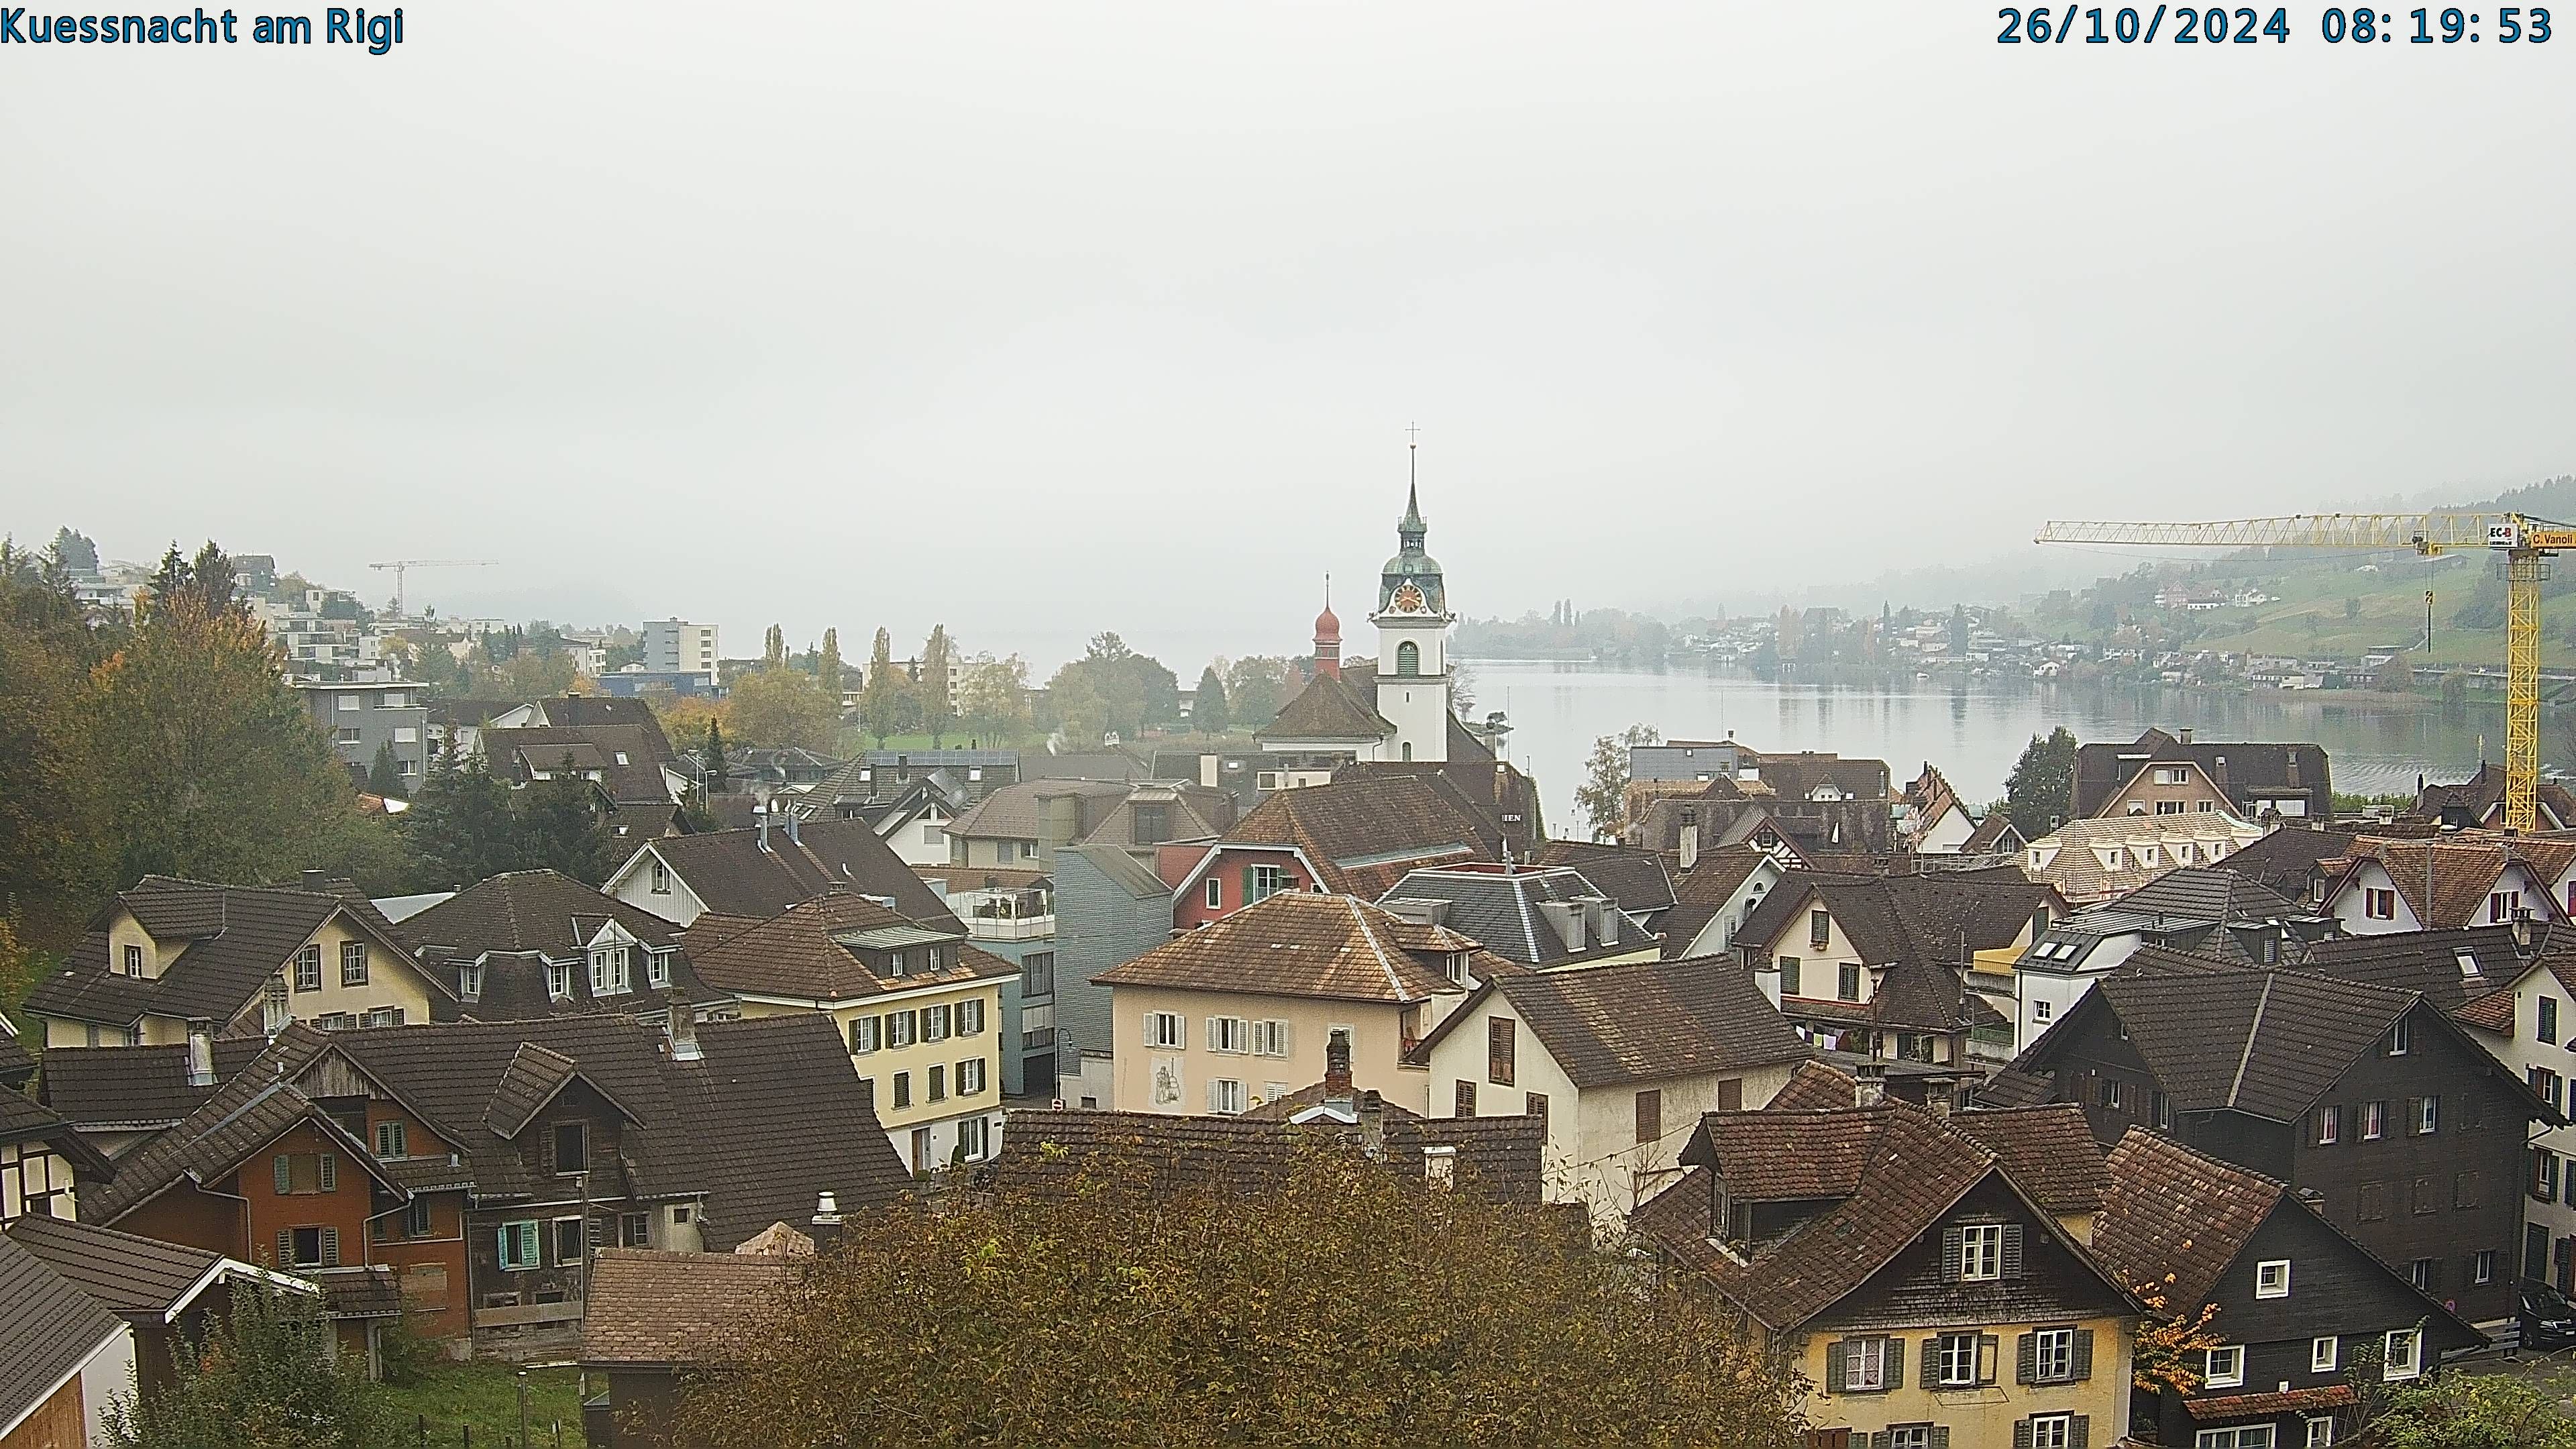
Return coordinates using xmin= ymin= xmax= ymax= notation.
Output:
xmin=783 ymin=811 xmax=800 ymax=845
xmin=757 ymin=810 xmax=771 ymax=851
xmin=1854 ymin=1063 xmax=1887 ymax=1108
xmin=185 ymin=1021 xmax=215 ymax=1088
xmin=1324 ymin=1032 xmax=1354 ymax=1109
xmin=299 ymin=869 xmax=330 ymax=892
xmin=812 ymin=1191 xmax=841 ymax=1230
xmin=1356 ymin=1089 xmax=1386 ymax=1159
xmin=1538 ymin=899 xmax=1588 ymax=953
xmin=666 ymin=990 xmax=702 ymax=1063
xmin=1679 ymin=810 xmax=1701 ymax=873
xmin=2177 ymin=727 xmax=2194 ymax=745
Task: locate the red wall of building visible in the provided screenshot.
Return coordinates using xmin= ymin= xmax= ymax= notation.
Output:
xmin=1169 ymin=847 xmax=1320 ymax=930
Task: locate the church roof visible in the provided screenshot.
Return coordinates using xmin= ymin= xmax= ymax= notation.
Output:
xmin=1260 ymin=672 xmax=1393 ymax=743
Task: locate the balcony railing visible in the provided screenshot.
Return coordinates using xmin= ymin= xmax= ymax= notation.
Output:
xmin=964 ymin=914 xmax=1055 ymax=941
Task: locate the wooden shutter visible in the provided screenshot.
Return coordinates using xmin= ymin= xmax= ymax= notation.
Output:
xmin=2073 ymin=1328 xmax=2094 ymax=1380
xmin=1884 ymin=1336 xmax=1904 ymax=1389
xmin=1941 ymin=1225 xmax=1966 ymax=1281
xmin=320 ymin=1227 xmax=339 ymax=1267
xmin=1978 ymin=1334 xmax=1999 ymax=1385
xmin=2015 ymin=1331 xmax=2037 ymax=1384
xmin=2069 ymin=1416 xmax=2089 ymax=1449
xmin=275 ymin=1229 xmax=292 ymax=1267
xmin=2406 ymin=1096 xmax=2422 ymax=1134
xmin=1718 ymin=1077 xmax=1743 ymax=1111
xmin=273 ymin=1155 xmax=292 ymax=1195
xmin=317 ymin=1153 xmax=336 ymax=1192
xmin=1456 ymin=1080 xmax=1478 ymax=1118
xmin=1489 ymin=1017 xmax=1515 ymax=1086
xmin=2012 ymin=1419 xmax=2033 ymax=1449
xmin=1920 ymin=1336 xmax=1941 ymax=1387
xmin=2001 ymin=1222 xmax=2025 ymax=1278
xmin=1823 ymin=1340 xmax=1846 ymax=1394
xmin=1635 ymin=1089 xmax=1662 ymax=1144
xmin=1929 ymin=1428 xmax=1948 ymax=1449
xmin=1868 ymin=1435 xmax=1889 ymax=1449
xmin=539 ymin=1128 xmax=556 ymax=1175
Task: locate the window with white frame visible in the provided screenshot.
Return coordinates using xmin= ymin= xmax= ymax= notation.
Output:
xmin=1205 ymin=878 xmax=1222 ymax=910
xmin=848 ymin=1016 xmax=880 ymax=1054
xmin=887 ymin=1010 xmax=917 ymax=1048
xmin=1246 ymin=865 xmax=1289 ymax=902
xmin=650 ymin=859 xmax=670 ymax=894
xmin=1208 ymin=1078 xmax=1246 ymax=1114
xmin=2205 ymin=1344 xmax=2245 ymax=1389
xmin=589 ymin=946 xmax=629 ymax=996
xmin=2383 ymin=1328 xmax=2420 ymax=1380
xmin=1843 ymin=1335 xmax=1887 ymax=1391
xmin=958 ymin=1115 xmax=991 ymax=1161
xmin=1250 ymin=1019 xmax=1291 ymax=1057
xmin=2195 ymin=1430 xmax=2273 ymax=1449
xmin=2255 ymin=1259 xmax=2291 ymax=1299
xmin=1958 ymin=1222 xmax=2004 ymax=1281
xmin=1937 ymin=1332 xmax=1981 ymax=1387
xmin=1209 ymin=1016 xmax=1248 ymax=1053
xmin=2033 ymin=1326 xmax=2076 ymax=1383
xmin=294 ymin=944 xmax=322 ymax=991
xmin=2389 ymin=1018 xmax=2411 ymax=1055
xmin=2310 ymin=1336 xmax=2338 ymax=1373
xmin=546 ymin=961 xmax=572 ymax=1000
xmin=1888 ymin=1430 xmax=1929 ymax=1449
xmin=2030 ymin=1417 xmax=2074 ymax=1449
xmin=340 ymin=941 xmax=369 ymax=986
xmin=1146 ymin=1012 xmax=1183 ymax=1049
xmin=923 ymin=1004 xmax=951 ymax=1042
xmin=957 ymin=1057 xmax=986 ymax=1095
xmin=2304 ymin=1417 xmax=2334 ymax=1447
xmin=646 ymin=950 xmax=670 ymax=989
xmin=458 ymin=963 xmax=482 ymax=1002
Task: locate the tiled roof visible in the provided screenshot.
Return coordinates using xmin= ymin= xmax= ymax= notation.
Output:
xmin=1093 ymin=892 xmax=1468 ymax=1004
xmin=991 ymin=1107 xmax=1543 ymax=1203
xmin=1529 ymin=842 xmax=1676 ymax=917
xmin=23 ymin=876 xmax=438 ymax=1028
xmin=2073 ymin=730 xmax=2331 ymax=820
xmin=2304 ymin=925 xmax=2526 ymax=1009
xmin=1258 ymin=672 xmax=1393 ymax=742
xmin=1945 ymin=1104 xmax=2106 ymax=1216
xmin=943 ymin=777 xmax=1134 ymax=845
xmin=83 ymin=1071 xmax=399 ymax=1224
xmin=483 ymin=1044 xmax=583 ymax=1138
xmin=2052 ymin=969 xmax=2420 ymax=1124
xmin=2183 ymin=1386 xmax=2357 ymax=1421
xmin=0 ymin=1231 xmax=125 ymax=1432
xmin=1766 ymin=1060 xmax=1860 ymax=1111
xmin=481 ymin=722 xmax=678 ymax=807
xmin=1976 ymin=1066 xmax=2058 ymax=1108
xmin=36 ymin=1037 xmax=268 ymax=1131
xmin=1416 ymin=955 xmax=1811 ymax=1089
xmin=400 ymin=869 xmax=682 ymax=959
xmin=2110 ymin=867 xmax=2303 ymax=924
xmin=679 ymin=892 xmax=1010 ymax=1003
xmin=2094 ymin=1128 xmax=2284 ymax=1306
xmin=2328 ymin=838 xmax=2543 ymax=930
xmin=581 ymin=1248 xmax=796 ymax=1368
xmin=2211 ymin=827 xmax=2357 ymax=898
xmin=639 ymin=818 xmax=958 ymax=928
xmin=1657 ymin=846 xmax=1774 ymax=957
xmin=1222 ymin=775 xmax=1494 ymax=897
xmin=5 ymin=1214 xmax=228 ymax=1319
xmin=1960 ymin=813 xmax=2025 ymax=855
xmin=1640 ymin=1104 xmax=2015 ymax=1330
xmin=1373 ymin=864 xmax=1658 ymax=967
xmin=1739 ymin=869 xmax=2057 ymax=973
xmin=2455 ymin=986 xmax=2520 ymax=1034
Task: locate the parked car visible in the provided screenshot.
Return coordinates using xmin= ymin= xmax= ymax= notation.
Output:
xmin=2521 ymin=1280 xmax=2576 ymax=1352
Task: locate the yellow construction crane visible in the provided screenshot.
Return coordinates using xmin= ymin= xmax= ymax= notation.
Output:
xmin=367 ymin=559 xmax=496 ymax=620
xmin=2037 ymin=513 xmax=2576 ymax=833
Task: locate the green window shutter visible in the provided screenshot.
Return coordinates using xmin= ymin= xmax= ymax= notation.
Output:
xmin=2012 ymin=1419 xmax=2033 ymax=1449
xmin=274 ymin=1155 xmax=292 ymax=1195
xmin=2016 ymin=1331 xmax=2037 ymax=1385
xmin=1921 ymin=1337 xmax=1941 ymax=1387
xmin=321 ymin=1226 xmax=339 ymax=1266
xmin=1241 ymin=867 xmax=1258 ymax=903
xmin=2073 ymin=1328 xmax=2094 ymax=1380
xmin=317 ymin=1153 xmax=336 ymax=1192
xmin=1825 ymin=1340 xmax=1847 ymax=1394
xmin=1978 ymin=1334 xmax=1999 ymax=1385
xmin=1870 ymin=1434 xmax=1891 ymax=1449
xmin=2069 ymin=1415 xmax=2089 ymax=1449
xmin=274 ymin=1229 xmax=291 ymax=1266
xmin=1942 ymin=1226 xmax=1966 ymax=1281
xmin=2001 ymin=1222 xmax=2025 ymax=1278
xmin=1885 ymin=1336 xmax=1904 ymax=1390
xmin=1930 ymin=1429 xmax=1950 ymax=1449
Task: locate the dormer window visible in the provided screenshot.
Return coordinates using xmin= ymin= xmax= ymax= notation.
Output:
xmin=546 ymin=961 xmax=574 ymax=1000
xmin=123 ymin=944 xmax=144 ymax=977
xmin=459 ymin=963 xmax=483 ymax=1002
xmin=1946 ymin=1221 xmax=2020 ymax=1283
xmin=590 ymin=947 xmax=631 ymax=996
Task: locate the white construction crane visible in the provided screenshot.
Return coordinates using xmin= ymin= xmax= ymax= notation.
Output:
xmin=368 ymin=559 xmax=496 ymax=619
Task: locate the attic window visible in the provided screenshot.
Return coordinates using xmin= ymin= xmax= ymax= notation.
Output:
xmin=614 ymin=751 xmax=629 ymax=765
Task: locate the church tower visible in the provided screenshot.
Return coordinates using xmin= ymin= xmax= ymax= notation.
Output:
xmin=1371 ymin=466 xmax=1452 ymax=763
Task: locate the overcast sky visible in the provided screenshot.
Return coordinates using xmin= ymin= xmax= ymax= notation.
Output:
xmin=5 ymin=3 xmax=2573 ymax=672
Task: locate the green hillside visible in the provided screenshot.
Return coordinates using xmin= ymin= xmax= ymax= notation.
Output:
xmin=2033 ymin=476 xmax=2576 ymax=671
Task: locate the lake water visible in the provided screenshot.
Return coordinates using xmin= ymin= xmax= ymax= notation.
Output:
xmin=1465 ymin=659 xmax=2518 ymax=831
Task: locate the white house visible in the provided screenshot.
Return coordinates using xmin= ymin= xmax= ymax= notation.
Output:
xmin=1656 ymin=845 xmax=1782 ymax=960
xmin=1411 ymin=955 xmax=1813 ymax=1232
xmin=2454 ymin=955 xmax=2576 ymax=1291
xmin=2324 ymin=841 xmax=2561 ymax=935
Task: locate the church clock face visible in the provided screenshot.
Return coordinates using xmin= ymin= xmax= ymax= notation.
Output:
xmin=1391 ymin=582 xmax=1426 ymax=613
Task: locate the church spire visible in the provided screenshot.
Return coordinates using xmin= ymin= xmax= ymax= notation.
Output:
xmin=1399 ymin=427 xmax=1427 ymax=550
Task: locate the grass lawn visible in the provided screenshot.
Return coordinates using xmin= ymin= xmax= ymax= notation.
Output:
xmin=374 ymin=1361 xmax=586 ymax=1448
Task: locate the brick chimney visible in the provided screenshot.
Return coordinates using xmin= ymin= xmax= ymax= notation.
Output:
xmin=1356 ymin=1089 xmax=1386 ymax=1159
xmin=1324 ymin=1031 xmax=1354 ymax=1112
xmin=1854 ymin=1063 xmax=1887 ymax=1108
xmin=665 ymin=989 xmax=702 ymax=1063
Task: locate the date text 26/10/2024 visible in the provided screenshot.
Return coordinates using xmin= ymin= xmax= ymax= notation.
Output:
xmin=2000 ymin=5 xmax=2551 ymax=42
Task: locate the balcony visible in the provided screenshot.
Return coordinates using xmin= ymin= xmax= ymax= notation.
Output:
xmin=965 ymin=913 xmax=1055 ymax=941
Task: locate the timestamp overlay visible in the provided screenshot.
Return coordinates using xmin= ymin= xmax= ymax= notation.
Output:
xmin=1998 ymin=5 xmax=2551 ymax=42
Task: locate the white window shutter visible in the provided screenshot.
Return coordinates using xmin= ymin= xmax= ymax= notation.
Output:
xmin=1279 ymin=1021 xmax=1295 ymax=1057
xmin=1205 ymin=1078 xmax=1221 ymax=1113
xmin=1206 ymin=1016 xmax=1220 ymax=1052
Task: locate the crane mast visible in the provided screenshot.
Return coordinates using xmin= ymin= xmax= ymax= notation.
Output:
xmin=2037 ymin=512 xmax=2576 ymax=834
